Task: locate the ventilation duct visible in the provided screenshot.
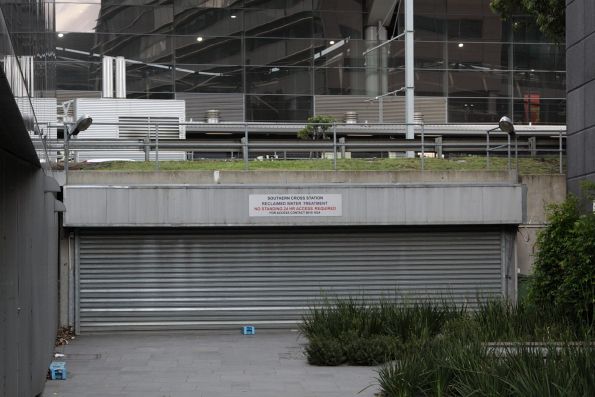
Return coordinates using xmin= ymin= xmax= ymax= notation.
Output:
xmin=344 ymin=111 xmax=358 ymax=124
xmin=115 ymin=56 xmax=126 ymax=99
xmin=102 ymin=56 xmax=114 ymax=98
xmin=206 ymin=109 xmax=220 ymax=123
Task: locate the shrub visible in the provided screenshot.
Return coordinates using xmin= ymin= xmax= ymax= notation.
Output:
xmin=343 ymin=334 xmax=401 ymax=366
xmin=297 ymin=115 xmax=336 ymax=140
xmin=304 ymin=336 xmax=345 ymax=366
xmin=530 ymin=183 xmax=595 ymax=326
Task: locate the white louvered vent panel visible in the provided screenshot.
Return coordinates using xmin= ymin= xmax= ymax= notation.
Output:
xmin=118 ymin=116 xmax=181 ymax=140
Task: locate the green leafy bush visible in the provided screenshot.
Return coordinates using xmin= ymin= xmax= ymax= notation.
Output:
xmin=304 ymin=336 xmax=345 ymax=366
xmin=530 ymin=184 xmax=595 ymax=326
xmin=297 ymin=115 xmax=336 ymax=140
xmin=343 ymin=334 xmax=401 ymax=366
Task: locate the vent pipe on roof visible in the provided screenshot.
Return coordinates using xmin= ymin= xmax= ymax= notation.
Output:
xmin=102 ymin=56 xmax=114 ymax=98
xmin=115 ymin=56 xmax=126 ymax=99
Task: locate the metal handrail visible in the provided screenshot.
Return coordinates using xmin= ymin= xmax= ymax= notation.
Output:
xmin=38 ymin=120 xmax=565 ymax=178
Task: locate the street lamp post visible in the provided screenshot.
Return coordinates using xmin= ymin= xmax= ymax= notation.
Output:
xmin=498 ymin=116 xmax=516 ymax=172
xmin=64 ymin=114 xmax=93 ymax=184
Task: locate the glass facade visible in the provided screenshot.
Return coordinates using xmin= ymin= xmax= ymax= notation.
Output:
xmin=1 ymin=0 xmax=566 ymax=124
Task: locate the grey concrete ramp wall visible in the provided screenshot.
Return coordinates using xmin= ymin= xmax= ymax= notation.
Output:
xmin=63 ymin=183 xmax=524 ymax=227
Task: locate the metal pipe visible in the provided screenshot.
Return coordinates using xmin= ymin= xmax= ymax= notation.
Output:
xmin=365 ymin=25 xmax=379 ymax=97
xmin=115 ymin=56 xmax=126 ymax=99
xmin=486 ymin=131 xmax=490 ymax=169
xmin=243 ymin=126 xmax=249 ymax=170
xmin=361 ymin=31 xmax=405 ymax=57
xmin=507 ymin=133 xmax=511 ymax=171
xmin=559 ymin=130 xmax=563 ymax=174
xmin=155 ymin=123 xmax=159 ymax=170
xmin=421 ymin=124 xmax=425 ymax=171
xmin=333 ymin=123 xmax=337 ymax=170
xmin=102 ymin=56 xmax=114 ymax=98
xmin=405 ymin=0 xmax=415 ymax=147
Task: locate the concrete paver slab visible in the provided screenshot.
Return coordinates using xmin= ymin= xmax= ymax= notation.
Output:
xmin=42 ymin=331 xmax=381 ymax=397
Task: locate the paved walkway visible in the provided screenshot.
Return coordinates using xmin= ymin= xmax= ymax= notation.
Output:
xmin=42 ymin=331 xmax=381 ymax=397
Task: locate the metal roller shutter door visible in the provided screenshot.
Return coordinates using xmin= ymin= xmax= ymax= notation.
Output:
xmin=76 ymin=227 xmax=506 ymax=332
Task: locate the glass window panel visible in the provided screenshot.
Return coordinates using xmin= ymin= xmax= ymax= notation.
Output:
xmin=448 ymin=70 xmax=509 ymax=97
xmin=513 ymin=98 xmax=565 ymax=125
xmin=448 ymin=97 xmax=511 ymax=123
xmin=55 ymin=32 xmax=97 ymax=62
xmin=56 ymin=33 xmax=173 ymax=63
xmin=448 ymin=42 xmax=509 ymax=70
xmin=513 ymin=44 xmax=565 ymax=71
xmin=313 ymin=1 xmax=361 ymax=12
xmin=314 ymin=39 xmax=369 ymax=68
xmin=56 ymin=61 xmax=101 ymax=91
xmin=245 ymin=38 xmax=312 ymax=66
xmin=415 ymin=15 xmax=447 ymax=41
xmin=175 ymin=64 xmax=242 ymax=93
xmin=175 ymin=36 xmax=241 ymax=65
xmin=512 ymin=16 xmax=550 ymax=43
xmin=513 ymin=72 xmax=566 ymax=99
xmin=446 ymin=16 xmax=507 ymax=42
xmin=248 ymin=0 xmax=312 ymax=11
xmin=446 ymin=0 xmax=492 ymax=16
xmin=414 ymin=42 xmax=444 ymax=69
xmin=126 ymin=63 xmax=173 ymax=93
xmin=314 ymin=67 xmax=368 ymax=95
xmin=101 ymin=34 xmax=173 ymax=63
xmin=313 ymin=11 xmax=363 ymax=39
xmin=173 ymin=8 xmax=242 ymax=36
xmin=246 ymin=66 xmax=311 ymax=95
xmin=415 ymin=0 xmax=447 ymax=15
xmin=175 ymin=0 xmax=242 ymax=9
xmin=57 ymin=4 xmax=173 ymax=34
xmin=246 ymin=94 xmax=312 ymax=122
xmin=416 ymin=70 xmax=445 ymax=96
xmin=55 ymin=3 xmax=101 ymax=33
xmin=244 ymin=8 xmax=312 ymax=38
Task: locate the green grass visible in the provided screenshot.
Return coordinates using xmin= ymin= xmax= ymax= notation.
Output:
xmin=69 ymin=156 xmax=564 ymax=174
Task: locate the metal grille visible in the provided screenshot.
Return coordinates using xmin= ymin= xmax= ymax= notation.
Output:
xmin=314 ymin=95 xmax=447 ymax=124
xmin=118 ymin=116 xmax=181 ymax=140
xmin=77 ymin=227 xmax=505 ymax=332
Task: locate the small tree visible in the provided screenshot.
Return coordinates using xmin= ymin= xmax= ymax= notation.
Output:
xmin=490 ymin=0 xmax=565 ymax=43
xmin=297 ymin=115 xmax=336 ymax=140
xmin=530 ymin=182 xmax=595 ymax=325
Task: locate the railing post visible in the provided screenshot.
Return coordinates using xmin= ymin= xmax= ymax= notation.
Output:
xmin=64 ymin=126 xmax=69 ymax=184
xmin=144 ymin=136 xmax=150 ymax=162
xmin=242 ymin=125 xmax=249 ymax=171
xmin=559 ymin=130 xmax=563 ymax=174
xmin=486 ymin=131 xmax=490 ymax=170
xmin=507 ymin=133 xmax=511 ymax=171
xmin=420 ymin=123 xmax=425 ymax=171
xmin=333 ymin=123 xmax=337 ymax=171
xmin=435 ymin=136 xmax=443 ymax=159
xmin=155 ymin=123 xmax=160 ymax=171
xmin=339 ymin=137 xmax=346 ymax=159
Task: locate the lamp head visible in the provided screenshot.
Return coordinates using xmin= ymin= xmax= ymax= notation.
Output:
xmin=498 ymin=116 xmax=515 ymax=134
xmin=71 ymin=114 xmax=93 ymax=136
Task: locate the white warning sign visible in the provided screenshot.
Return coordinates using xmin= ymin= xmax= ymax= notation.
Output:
xmin=249 ymin=194 xmax=342 ymax=217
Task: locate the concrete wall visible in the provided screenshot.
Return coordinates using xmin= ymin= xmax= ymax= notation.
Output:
xmin=517 ymin=175 xmax=567 ymax=274
xmin=0 ymin=150 xmax=61 ymax=397
xmin=566 ymin=0 xmax=595 ymax=198
xmin=62 ymin=170 xmax=519 ymax=186
xmin=63 ymin=183 xmax=524 ymax=227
